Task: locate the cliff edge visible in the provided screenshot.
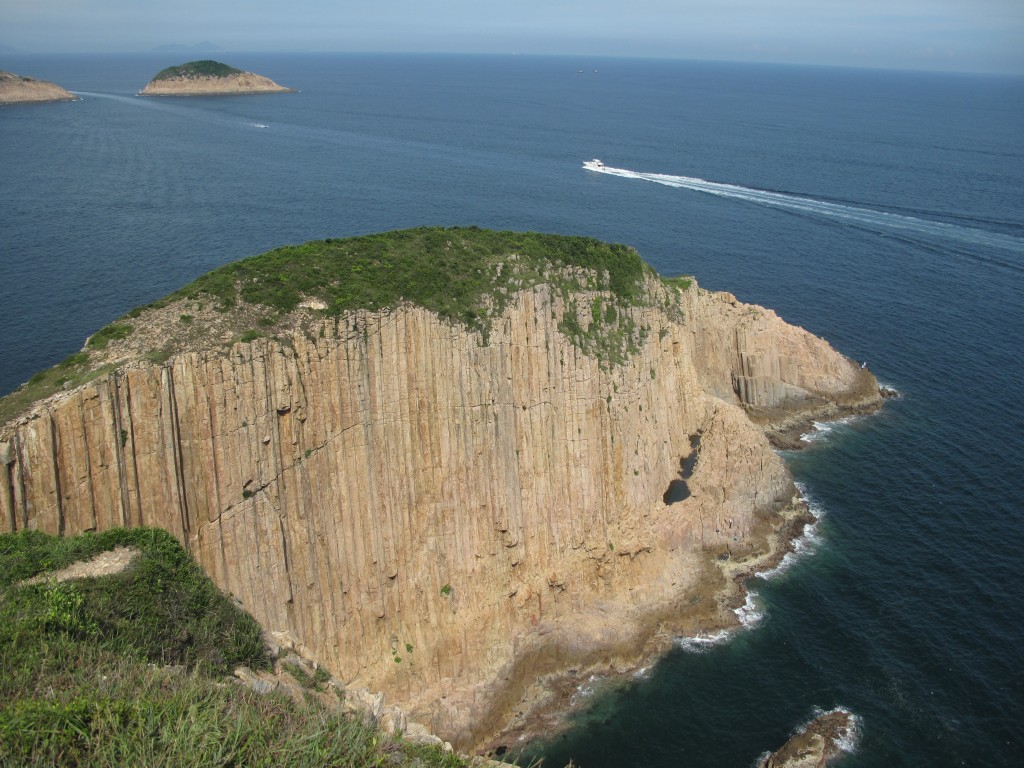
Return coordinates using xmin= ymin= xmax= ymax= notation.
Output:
xmin=0 ymin=228 xmax=882 ymax=750
xmin=0 ymin=70 xmax=76 ymax=105
xmin=139 ymin=59 xmax=293 ymax=96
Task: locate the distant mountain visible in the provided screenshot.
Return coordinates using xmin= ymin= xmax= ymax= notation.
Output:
xmin=150 ymin=42 xmax=225 ymax=54
xmin=0 ymin=42 xmax=24 ymax=54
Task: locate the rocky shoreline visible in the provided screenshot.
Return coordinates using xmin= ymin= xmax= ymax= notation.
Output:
xmin=761 ymin=385 xmax=899 ymax=450
xmin=477 ymin=487 xmax=821 ymax=758
xmin=475 ymin=395 xmax=883 ymax=759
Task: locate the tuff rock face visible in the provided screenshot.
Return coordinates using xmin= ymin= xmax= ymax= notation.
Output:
xmin=0 ymin=276 xmax=879 ymax=749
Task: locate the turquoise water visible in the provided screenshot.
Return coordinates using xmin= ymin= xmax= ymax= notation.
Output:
xmin=2 ymin=54 xmax=1022 ymax=766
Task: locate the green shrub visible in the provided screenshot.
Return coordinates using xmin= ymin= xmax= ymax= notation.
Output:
xmin=87 ymin=323 xmax=133 ymax=350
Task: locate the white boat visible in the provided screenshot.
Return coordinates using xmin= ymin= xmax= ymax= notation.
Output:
xmin=582 ymin=158 xmax=605 ymax=171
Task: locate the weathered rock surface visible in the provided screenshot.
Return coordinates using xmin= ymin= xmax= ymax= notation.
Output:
xmin=140 ymin=70 xmax=292 ymax=96
xmin=759 ymin=709 xmax=858 ymax=768
xmin=0 ymin=275 xmax=880 ymax=749
xmin=0 ymin=70 xmax=76 ymax=104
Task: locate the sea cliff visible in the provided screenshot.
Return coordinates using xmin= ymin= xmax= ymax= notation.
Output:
xmin=139 ymin=59 xmax=292 ymax=96
xmin=0 ymin=70 xmax=76 ymax=105
xmin=0 ymin=228 xmax=881 ymax=749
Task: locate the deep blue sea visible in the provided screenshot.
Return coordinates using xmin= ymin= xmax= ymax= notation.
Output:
xmin=2 ymin=53 xmax=1023 ymax=766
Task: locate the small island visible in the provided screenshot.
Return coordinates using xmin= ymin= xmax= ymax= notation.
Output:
xmin=139 ymin=59 xmax=293 ymax=96
xmin=759 ymin=709 xmax=858 ymax=768
xmin=0 ymin=69 xmax=76 ymax=105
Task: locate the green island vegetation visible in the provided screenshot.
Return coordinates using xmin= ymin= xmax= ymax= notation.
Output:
xmin=0 ymin=227 xmax=694 ymax=426
xmin=151 ymin=60 xmax=244 ymax=81
xmin=0 ymin=528 xmax=472 ymax=767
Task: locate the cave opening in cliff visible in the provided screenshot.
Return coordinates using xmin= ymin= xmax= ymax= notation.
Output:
xmin=663 ymin=478 xmax=690 ymax=504
xmin=663 ymin=433 xmax=701 ymax=505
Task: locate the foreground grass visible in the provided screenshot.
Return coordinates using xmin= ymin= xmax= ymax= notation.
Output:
xmin=0 ymin=528 xmax=469 ymax=768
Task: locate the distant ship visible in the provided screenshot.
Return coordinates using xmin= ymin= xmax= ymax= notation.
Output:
xmin=582 ymin=158 xmax=605 ymax=171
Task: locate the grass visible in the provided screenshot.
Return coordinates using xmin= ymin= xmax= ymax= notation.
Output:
xmin=0 ymin=528 xmax=268 ymax=682
xmin=660 ymin=275 xmax=693 ymax=292
xmin=0 ymin=352 xmax=120 ymax=427
xmin=0 ymin=528 xmax=474 ymax=768
xmin=86 ymin=323 xmax=132 ymax=351
xmin=151 ymin=60 xmax=244 ymax=81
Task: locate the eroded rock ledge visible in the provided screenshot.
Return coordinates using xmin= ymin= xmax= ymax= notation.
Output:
xmin=0 ymin=229 xmax=882 ymax=750
xmin=0 ymin=70 xmax=76 ymax=105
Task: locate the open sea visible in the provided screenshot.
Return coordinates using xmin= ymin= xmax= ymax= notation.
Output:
xmin=2 ymin=53 xmax=1022 ymax=766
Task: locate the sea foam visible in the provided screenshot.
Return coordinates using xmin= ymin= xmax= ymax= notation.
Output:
xmin=800 ymin=415 xmax=858 ymax=444
xmin=675 ymin=629 xmax=731 ymax=653
xmin=678 ymin=484 xmax=825 ymax=652
xmin=754 ymin=481 xmax=824 ymax=581
xmin=810 ymin=706 xmax=861 ymax=755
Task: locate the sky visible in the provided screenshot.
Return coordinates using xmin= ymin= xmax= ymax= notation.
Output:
xmin=3 ymin=0 xmax=1023 ymax=75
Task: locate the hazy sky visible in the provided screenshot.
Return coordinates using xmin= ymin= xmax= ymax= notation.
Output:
xmin=4 ymin=0 xmax=1022 ymax=75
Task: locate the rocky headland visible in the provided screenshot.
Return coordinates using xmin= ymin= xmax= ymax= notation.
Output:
xmin=0 ymin=228 xmax=883 ymax=751
xmin=139 ymin=59 xmax=293 ymax=96
xmin=0 ymin=69 xmax=76 ymax=105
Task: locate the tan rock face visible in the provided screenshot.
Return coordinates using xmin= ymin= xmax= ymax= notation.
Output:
xmin=0 ymin=279 xmax=880 ymax=748
xmin=139 ymin=72 xmax=293 ymax=96
xmin=0 ymin=70 xmax=76 ymax=105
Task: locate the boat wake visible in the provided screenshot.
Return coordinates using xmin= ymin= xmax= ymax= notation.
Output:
xmin=584 ymin=162 xmax=1024 ymax=255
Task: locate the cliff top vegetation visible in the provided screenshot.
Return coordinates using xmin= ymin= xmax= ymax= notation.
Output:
xmin=151 ymin=60 xmax=244 ymax=80
xmin=1 ymin=227 xmax=693 ymax=426
xmin=174 ymin=226 xmax=650 ymax=320
xmin=0 ymin=528 xmax=473 ymax=767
